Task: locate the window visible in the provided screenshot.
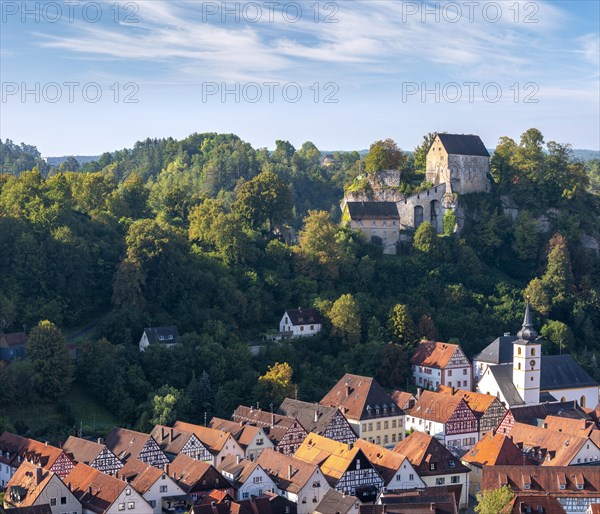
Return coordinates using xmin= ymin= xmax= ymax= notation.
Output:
xmin=463 ymin=369 xmax=467 ymax=375
xmin=126 ymin=488 xmax=131 ymax=496
xmin=376 ymin=422 xmax=381 ymax=430
xmin=531 ymin=348 xmax=535 ymax=356
xmin=392 ymin=420 xmax=397 ymax=428
xmin=384 ymin=435 xmax=388 ymax=444
xmin=159 ymin=485 xmax=167 ymax=493
xmin=313 ymin=481 xmax=321 ymax=488
xmin=436 ymin=478 xmax=445 ymax=485
xmin=384 ymin=421 xmax=388 ymax=429
xmin=448 ymin=370 xmax=452 ymax=377
xmin=149 ymin=501 xmax=156 ymax=508
xmin=451 ymin=476 xmax=460 ymax=484
xmin=118 ymin=504 xmax=125 ymax=511
xmin=429 ymin=463 xmax=437 ymax=471
xmin=61 ymin=497 xmax=67 ymax=505
xmin=518 ymin=347 xmax=522 ymax=355
xmin=128 ymin=502 xmax=135 ymax=509
xmin=409 ymin=473 xmax=414 ymax=480
xmin=50 ymin=499 xmax=57 ymax=507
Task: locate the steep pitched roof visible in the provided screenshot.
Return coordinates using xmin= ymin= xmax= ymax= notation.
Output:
xmin=393 ymin=432 xmax=469 ymax=476
xmin=486 ymin=365 xmax=524 ymax=406
xmin=501 ymin=495 xmax=566 ymax=514
xmin=61 ymin=436 xmax=105 ymax=465
xmin=66 ymin=463 xmax=127 ymax=514
xmin=2 ymin=506 xmax=54 ymax=514
xmin=142 ymin=326 xmax=179 ymax=345
xmin=169 ymin=453 xmax=224 ymax=492
xmin=507 ymin=422 xmax=595 ymax=466
xmin=283 ymin=308 xmax=322 ymax=326
xmin=353 ymin=439 xmax=409 ymax=485
xmin=436 ymin=134 xmax=489 ymax=157
xmin=105 ymin=427 xmax=155 ymax=462
xmin=314 ymin=488 xmax=359 ymax=514
xmin=462 ymin=433 xmax=528 ymax=467
xmin=0 ymin=433 xmax=68 ymax=471
xmin=540 ymin=354 xmax=598 ymax=390
xmin=208 ymin=418 xmax=263 ymax=448
xmin=366 ymin=487 xmax=459 ymax=514
xmin=173 ymin=421 xmax=234 ymax=454
xmin=231 ymin=406 xmax=307 ymax=446
xmin=473 ymin=335 xmax=517 ymax=364
xmin=542 ymin=415 xmax=596 ymax=437
xmin=410 ymin=342 xmax=464 ymax=369
xmin=437 ymin=388 xmax=501 ymax=416
xmin=256 ymin=448 xmax=321 ymax=494
xmin=278 ymin=399 xmax=348 ymax=438
xmin=119 ymin=458 xmax=163 ymax=494
xmin=508 ymin=401 xmax=590 ymax=425
xmin=4 ymin=461 xmax=55 ymax=508
xmin=346 ymin=202 xmax=400 ymax=220
xmin=407 ymin=390 xmax=467 ymax=424
xmin=390 ymin=390 xmax=416 ymax=410
xmin=150 ymin=424 xmax=197 ymax=455
xmin=482 ymin=465 xmax=600 ymax=496
xmin=320 ymin=374 xmax=401 ymax=421
xmin=217 ymin=456 xmax=263 ymax=487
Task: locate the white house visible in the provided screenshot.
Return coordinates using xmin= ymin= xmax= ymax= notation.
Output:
xmin=218 ymin=455 xmax=276 ymax=500
xmin=279 ymin=308 xmax=322 ymax=338
xmin=120 ymin=459 xmax=186 ymax=514
xmin=256 ymin=448 xmax=331 ymax=514
xmin=476 ymin=303 xmax=599 ymax=408
xmin=173 ymin=421 xmax=244 ymax=466
xmin=139 ymin=326 xmax=180 ymax=352
xmin=411 ymin=341 xmax=472 ymax=391
xmin=209 ymin=417 xmax=275 ymax=461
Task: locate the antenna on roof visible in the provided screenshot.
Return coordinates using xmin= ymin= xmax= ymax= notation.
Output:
xmin=204 ymin=412 xmax=207 ymax=427
xmin=295 ymin=386 xmax=298 ymax=400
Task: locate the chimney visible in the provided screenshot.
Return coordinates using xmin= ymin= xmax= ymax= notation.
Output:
xmin=170 ymin=428 xmax=175 ymax=440
xmin=287 ymin=465 xmax=293 ymax=479
xmin=35 ymin=465 xmax=43 ymax=485
xmin=97 ymin=437 xmax=104 ymax=445
xmin=451 ymin=386 xmax=456 ymax=395
xmin=314 ymin=408 xmax=319 ymax=423
xmin=271 ymin=413 xmax=275 ymax=428
xmin=163 ymin=463 xmax=169 ymax=475
xmin=347 ymin=442 xmax=353 ymax=451
xmin=44 ymin=441 xmax=48 ymax=447
xmin=345 ymin=385 xmax=352 ymax=398
xmin=67 ymin=482 xmax=71 ymax=491
xmin=417 ymin=388 xmax=422 ymax=399
xmin=430 ymin=503 xmax=436 ymax=512
xmin=236 ymin=455 xmax=241 ymax=465
xmin=88 ymin=485 xmax=93 ymax=496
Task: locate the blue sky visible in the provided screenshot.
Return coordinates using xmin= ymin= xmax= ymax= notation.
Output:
xmin=1 ymin=0 xmax=599 ymax=156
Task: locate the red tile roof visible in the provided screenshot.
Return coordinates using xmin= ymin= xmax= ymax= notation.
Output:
xmin=65 ymin=463 xmax=128 ymax=514
xmin=462 ymin=433 xmax=530 ymax=467
xmin=410 ymin=342 xmax=461 ymax=369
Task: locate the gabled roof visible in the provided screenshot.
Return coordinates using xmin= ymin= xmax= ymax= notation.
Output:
xmin=462 ymin=433 xmax=528 ymax=467
xmin=542 ymin=415 xmax=596 ymax=437
xmin=208 ymin=418 xmax=264 ymax=448
xmin=353 ymin=439 xmax=410 ymax=485
xmin=231 ymin=406 xmax=307 ymax=446
xmin=369 ymin=487 xmax=460 ymax=514
xmin=390 ymin=390 xmax=416 ymax=410
xmin=5 ymin=461 xmax=55 ymax=508
xmin=0 ymin=433 xmax=68 ymax=471
xmin=217 ymin=455 xmax=263 ymax=487
xmin=393 ymin=432 xmax=470 ymax=477
xmin=256 ymin=448 xmax=321 ymax=494
xmin=66 ymin=463 xmax=127 ymax=514
xmin=482 ymin=465 xmax=600 ymax=496
xmin=506 ymin=422 xmax=595 ymax=466
xmin=437 ymin=387 xmax=502 ymax=416
xmin=294 ymin=433 xmax=373 ymax=485
xmin=320 ymin=374 xmax=401 ymax=421
xmin=283 ymin=308 xmax=322 ymax=326
xmin=142 ymin=326 xmax=179 ymax=345
xmin=485 ymin=365 xmax=524 ymax=406
xmin=169 ymin=453 xmax=224 ymax=492
xmin=410 ymin=342 xmax=465 ymax=369
xmin=150 ymin=424 xmax=198 ymax=455
xmin=435 ymin=134 xmax=489 ymax=157
xmin=314 ymin=488 xmax=359 ymax=514
xmin=407 ymin=390 xmax=469 ymax=424
xmin=345 ymin=202 xmax=400 ymax=220
xmin=501 ymin=495 xmax=566 ymax=514
xmin=508 ymin=401 xmax=590 ymax=426
xmin=119 ymin=458 xmax=163 ymax=494
xmin=173 ymin=421 xmax=234 ymax=455
xmin=540 ymin=354 xmax=598 ymax=390
xmin=61 ymin=436 xmax=105 ymax=465
xmin=472 ymin=335 xmax=517 ymax=364
xmin=278 ymin=399 xmax=349 ymax=438
xmin=105 ymin=427 xmax=156 ymax=462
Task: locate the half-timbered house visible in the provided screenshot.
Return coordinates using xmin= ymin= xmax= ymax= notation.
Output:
xmin=411 ymin=341 xmax=472 ymax=391
xmin=232 ymin=406 xmax=308 ymax=455
xmin=393 ymin=431 xmax=471 ymax=510
xmin=217 ymin=455 xmax=277 ymax=500
xmin=0 ymin=432 xmax=75 ymax=482
xmin=66 ymin=462 xmax=153 ymax=514
xmin=62 ymin=436 xmax=123 ymax=476
xmin=496 ymin=401 xmax=589 ymax=435
xmin=437 ymin=387 xmax=507 ymax=439
xmin=172 ymin=421 xmax=244 ymax=466
xmin=405 ymin=391 xmax=479 ymax=450
xmin=256 ymin=448 xmax=330 ymax=514
xmin=294 ymin=433 xmax=384 ymax=503
xmin=320 ymin=374 xmax=405 ymax=448
xmin=277 ymin=399 xmax=357 ymax=445
xmin=105 ymin=428 xmax=169 ymax=468
xmin=150 ymin=425 xmax=212 ymax=463
xmin=208 ymin=418 xmax=274 ymax=461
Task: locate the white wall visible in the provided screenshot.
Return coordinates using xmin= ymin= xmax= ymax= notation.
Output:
xmin=214 ymin=437 xmax=245 ymax=467
xmin=0 ymin=462 xmax=17 ymax=488
xmin=244 ymin=430 xmax=274 ymax=461
xmin=413 ymin=366 xmax=441 ymax=390
xmin=567 ymin=440 xmax=600 ymax=466
xmin=36 ymin=474 xmax=82 ymax=514
xmin=384 ymin=458 xmax=425 ymax=490
xmin=105 ymin=485 xmax=153 ymax=514
xmin=237 ymin=466 xmax=276 ymax=500
xmin=141 ymin=475 xmax=185 ymax=514
xmin=548 ymin=386 xmax=599 ymax=410
xmin=275 ymin=469 xmax=330 ymax=514
xmin=421 ymin=472 xmax=470 ymax=510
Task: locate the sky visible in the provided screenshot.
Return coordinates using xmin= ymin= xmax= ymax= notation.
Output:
xmin=1 ymin=0 xmax=599 ymax=156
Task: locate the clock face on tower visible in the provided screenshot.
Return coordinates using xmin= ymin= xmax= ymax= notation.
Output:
xmin=530 ymin=360 xmax=536 ymax=367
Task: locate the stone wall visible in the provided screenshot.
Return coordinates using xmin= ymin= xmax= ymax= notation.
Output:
xmin=397 ymin=183 xmax=450 ymax=233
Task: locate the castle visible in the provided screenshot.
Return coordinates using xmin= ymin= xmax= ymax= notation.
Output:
xmin=342 ymin=133 xmax=491 ymax=253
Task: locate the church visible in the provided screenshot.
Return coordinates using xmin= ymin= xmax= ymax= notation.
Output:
xmin=475 ymin=303 xmax=599 ymax=409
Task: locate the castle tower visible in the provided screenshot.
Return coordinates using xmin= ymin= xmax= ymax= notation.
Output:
xmin=513 ymin=302 xmax=541 ymax=405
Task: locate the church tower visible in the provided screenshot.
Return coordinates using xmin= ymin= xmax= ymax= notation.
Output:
xmin=513 ymin=302 xmax=541 ymax=404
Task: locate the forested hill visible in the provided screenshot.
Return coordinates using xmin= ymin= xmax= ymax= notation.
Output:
xmin=0 ymin=129 xmax=599 ymax=440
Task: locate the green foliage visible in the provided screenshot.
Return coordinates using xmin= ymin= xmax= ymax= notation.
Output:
xmin=364 ymin=139 xmax=407 ymax=174
xmin=413 ymin=222 xmax=440 ymax=256
xmin=257 ymin=362 xmax=294 ymax=405
xmin=443 ymin=210 xmax=456 ymax=236
xmin=27 ymin=320 xmax=74 ymax=400
xmin=389 ymin=304 xmax=416 ymax=347
xmin=541 ymin=320 xmax=575 ymax=354
xmin=475 ymin=486 xmax=515 ymax=514
xmin=151 ymin=385 xmax=181 ymax=426
xmin=413 ymin=133 xmax=436 ymax=173
xmin=329 ymin=294 xmax=361 ymax=346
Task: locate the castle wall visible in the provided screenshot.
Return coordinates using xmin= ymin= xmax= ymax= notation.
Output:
xmin=447 ymin=154 xmax=491 ymax=194
xmin=397 ymin=183 xmax=447 ymax=233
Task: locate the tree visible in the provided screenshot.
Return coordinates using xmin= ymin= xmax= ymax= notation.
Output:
xmin=376 ymin=343 xmax=409 ymax=388
xmin=514 ymin=212 xmax=539 ymax=263
xmin=543 ymin=234 xmax=574 ymax=305
xmin=151 ymin=385 xmax=181 ymax=426
xmin=27 ymin=320 xmax=74 ymax=400
xmin=364 ymin=139 xmax=407 ymax=174
xmin=417 ymin=315 xmax=437 ymax=341
xmin=541 ymin=320 xmax=575 ymax=354
xmin=475 ymin=486 xmax=515 ymax=514
xmin=258 ymin=362 xmax=294 ymax=404
xmin=233 ymin=170 xmax=293 ymax=231
xmin=329 ymin=294 xmax=361 ymax=346
xmin=524 ymin=278 xmax=550 ymax=316
xmin=413 ymin=133 xmax=436 ymax=173
xmin=443 ymin=210 xmax=456 ymax=236
xmin=389 ymin=304 xmax=416 ymax=347
xmin=413 ymin=222 xmax=440 ymax=257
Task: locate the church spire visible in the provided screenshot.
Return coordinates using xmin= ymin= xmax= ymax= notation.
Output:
xmin=517 ymin=301 xmax=538 ymax=342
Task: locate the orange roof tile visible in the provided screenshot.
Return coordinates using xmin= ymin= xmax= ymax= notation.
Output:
xmin=462 ymin=433 xmax=529 ymax=467
xmin=353 ymin=439 xmax=407 ymax=484
xmin=66 ymin=463 xmax=127 ymax=513
xmin=4 ymin=461 xmax=55 ymax=508
xmin=410 ymin=341 xmax=461 ymax=369
xmin=407 ymin=390 xmax=466 ymax=424
xmin=119 ymin=458 xmax=163 ymax=494
xmin=173 ymin=421 xmax=233 ymax=454
xmin=256 ymin=448 xmax=321 ymax=494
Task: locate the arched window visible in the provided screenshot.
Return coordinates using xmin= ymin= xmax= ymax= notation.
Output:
xmin=561 ymin=397 xmax=566 ymax=402
xmin=518 ymin=347 xmax=522 ymax=356
xmin=518 ymin=363 xmax=521 ymax=370
xmin=414 ymin=205 xmax=424 ymax=228
xmin=581 ymin=396 xmax=586 ymax=408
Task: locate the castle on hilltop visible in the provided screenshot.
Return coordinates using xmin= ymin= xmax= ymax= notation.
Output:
xmin=342 ymin=133 xmax=491 ymax=254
